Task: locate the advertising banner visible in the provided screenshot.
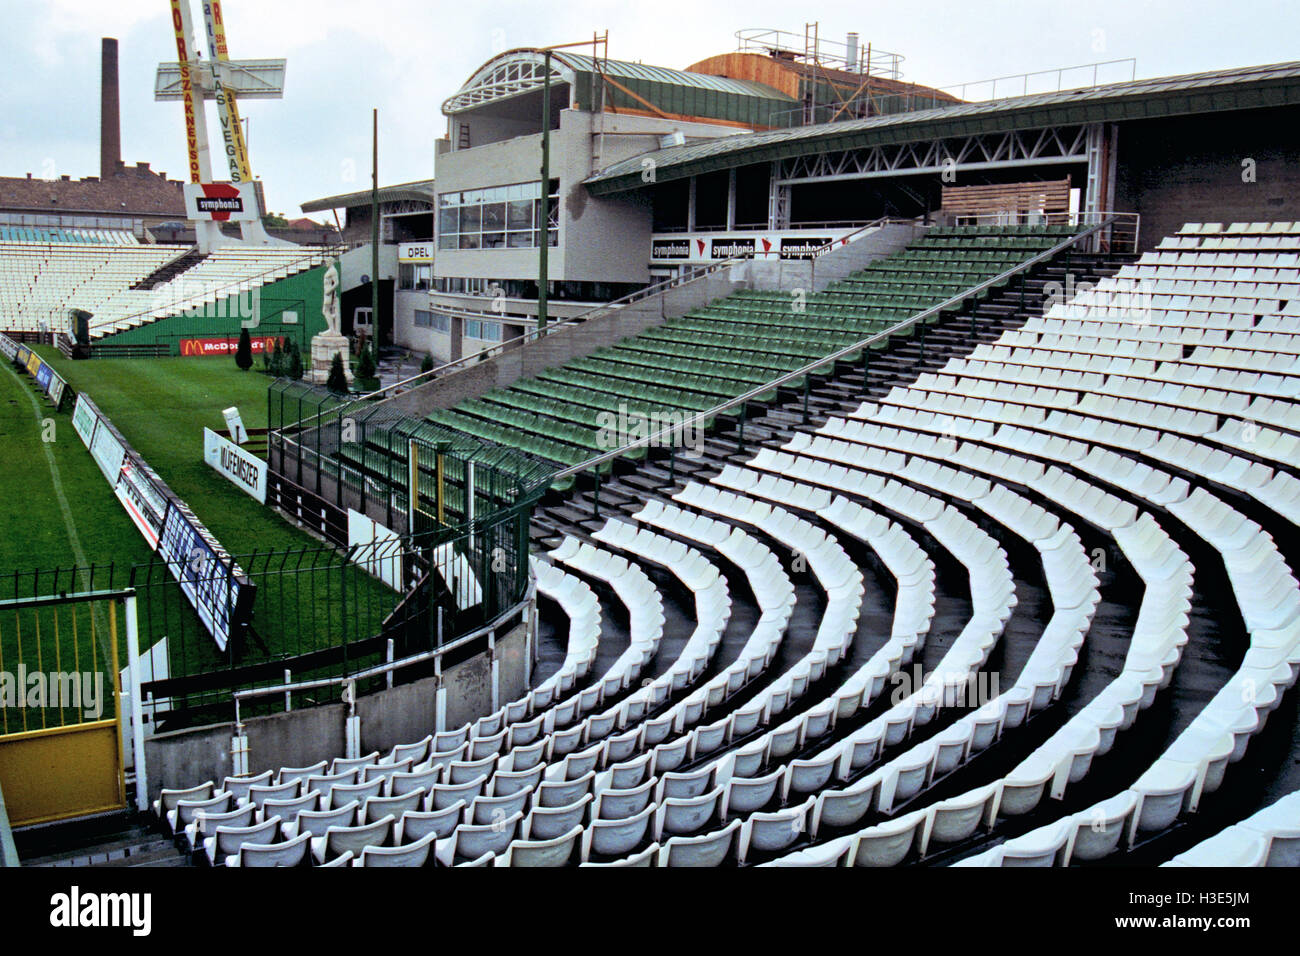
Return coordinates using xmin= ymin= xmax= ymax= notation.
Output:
xmin=156 ymin=503 xmax=246 ymax=652
xmin=650 ymin=230 xmax=853 ymax=263
xmin=179 ymin=334 xmax=282 ymax=357
xmin=203 ymin=427 xmax=267 ymax=503
xmin=115 ymin=457 xmax=168 ymax=549
xmin=47 ymin=374 xmax=67 ymax=411
xmin=397 ymin=242 xmax=435 ymax=262
xmin=72 ymin=393 xmax=99 ymax=447
xmin=169 ymin=0 xmax=203 ymax=183
xmin=201 ymin=0 xmax=254 ymax=184
xmin=710 ymin=238 xmax=756 ymax=259
xmin=651 ymin=238 xmax=691 ymax=260
xmin=89 ymin=420 xmax=128 ymax=485
xmin=779 ymin=236 xmax=833 ymax=259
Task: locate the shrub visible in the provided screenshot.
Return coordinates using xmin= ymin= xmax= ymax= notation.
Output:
xmin=286 ymin=339 xmax=303 ymax=380
xmin=235 ymin=327 xmax=253 ymax=371
xmin=357 ymin=345 xmax=376 ymax=381
xmin=325 ymin=352 xmax=349 ymax=394
xmin=268 ymin=339 xmax=285 ymax=377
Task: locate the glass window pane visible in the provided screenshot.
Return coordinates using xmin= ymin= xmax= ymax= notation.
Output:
xmin=482 ymin=202 xmax=505 ymax=231
xmin=507 ymin=200 xmax=532 ymax=230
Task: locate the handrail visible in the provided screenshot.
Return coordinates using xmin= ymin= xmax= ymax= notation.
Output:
xmin=549 ymin=213 xmax=1134 ymax=482
xmin=276 ymin=217 xmax=903 ymax=434
xmin=229 ymin=582 xmax=534 ymax=725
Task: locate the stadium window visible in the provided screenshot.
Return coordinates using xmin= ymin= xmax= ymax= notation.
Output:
xmin=465 ymin=318 xmax=503 ymax=341
xmin=414 ymin=310 xmax=451 ymax=333
xmin=438 ymin=180 xmax=557 ymax=250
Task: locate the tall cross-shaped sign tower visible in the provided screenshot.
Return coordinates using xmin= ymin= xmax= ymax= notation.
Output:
xmin=156 ymin=0 xmax=287 ymax=252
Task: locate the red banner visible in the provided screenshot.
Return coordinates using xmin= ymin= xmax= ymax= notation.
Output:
xmin=179 ymin=335 xmax=283 ymax=357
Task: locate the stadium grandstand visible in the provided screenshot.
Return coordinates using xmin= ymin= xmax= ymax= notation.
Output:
xmin=3 ymin=6 xmax=1300 ymax=882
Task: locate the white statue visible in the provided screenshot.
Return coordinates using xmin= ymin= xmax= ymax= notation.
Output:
xmin=322 ymin=259 xmax=341 ymax=336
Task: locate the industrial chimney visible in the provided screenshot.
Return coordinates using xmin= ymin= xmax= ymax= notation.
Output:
xmin=100 ymin=37 xmax=121 ymax=180
xmin=846 ymin=32 xmax=860 ymax=72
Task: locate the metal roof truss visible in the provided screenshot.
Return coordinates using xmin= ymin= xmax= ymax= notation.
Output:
xmin=776 ymin=124 xmax=1088 ymax=185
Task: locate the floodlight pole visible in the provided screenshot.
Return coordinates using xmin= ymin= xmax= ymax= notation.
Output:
xmin=538 ymin=50 xmax=551 ymax=335
xmin=371 ymin=108 xmax=381 ymax=364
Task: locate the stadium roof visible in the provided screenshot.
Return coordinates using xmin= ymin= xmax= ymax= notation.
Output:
xmin=443 ymin=49 xmax=797 ymax=129
xmin=585 ymin=60 xmax=1300 ymax=194
xmin=300 ymin=179 xmax=436 ymax=213
xmin=549 ymin=52 xmax=794 ymax=99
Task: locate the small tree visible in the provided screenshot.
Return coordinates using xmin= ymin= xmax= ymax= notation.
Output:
xmin=357 ymin=344 xmax=376 ymax=381
xmin=268 ymin=339 xmax=285 ymax=377
xmin=420 ymin=352 xmax=434 ymax=374
xmin=325 ymin=352 xmax=349 ymax=394
xmin=286 ymin=339 xmax=303 ymax=381
xmin=235 ymin=327 xmax=253 ymax=371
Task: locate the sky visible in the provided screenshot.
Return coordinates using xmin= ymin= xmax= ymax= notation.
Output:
xmin=0 ymin=0 xmax=1297 ymax=218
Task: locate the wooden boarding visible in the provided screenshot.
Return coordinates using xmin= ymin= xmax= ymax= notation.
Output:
xmin=942 ymin=178 xmax=1072 ymax=220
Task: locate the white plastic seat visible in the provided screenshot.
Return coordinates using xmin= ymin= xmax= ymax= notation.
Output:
xmin=396 ymin=800 xmax=467 ymax=844
xmin=657 ymin=819 xmax=741 ymax=867
xmin=435 ymin=811 xmax=524 ymax=866
xmin=493 ymin=825 xmax=584 ymax=867
xmin=202 ymin=815 xmax=281 ymax=867
xmin=225 ymin=831 xmax=310 ymax=867
xmin=310 ymin=814 xmax=396 ymax=864
xmin=353 ymin=831 xmax=436 ymax=867
xmin=582 ymin=804 xmax=655 ymax=860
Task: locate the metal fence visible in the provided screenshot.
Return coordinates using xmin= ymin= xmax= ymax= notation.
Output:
xmin=0 ymin=507 xmax=535 ymax=732
xmin=268 ymin=379 xmax=554 ymax=536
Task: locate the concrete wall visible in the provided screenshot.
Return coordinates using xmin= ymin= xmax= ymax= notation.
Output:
xmin=443 ymin=648 xmax=493 ymax=731
xmin=142 ymin=619 xmax=531 ymax=798
xmin=1114 ymin=106 xmax=1300 ymax=252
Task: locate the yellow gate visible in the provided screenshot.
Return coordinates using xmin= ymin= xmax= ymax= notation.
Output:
xmin=0 ymin=590 xmax=127 ymax=827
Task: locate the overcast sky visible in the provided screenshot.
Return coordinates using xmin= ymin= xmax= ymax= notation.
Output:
xmin=1 ymin=0 xmax=1296 ymax=218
